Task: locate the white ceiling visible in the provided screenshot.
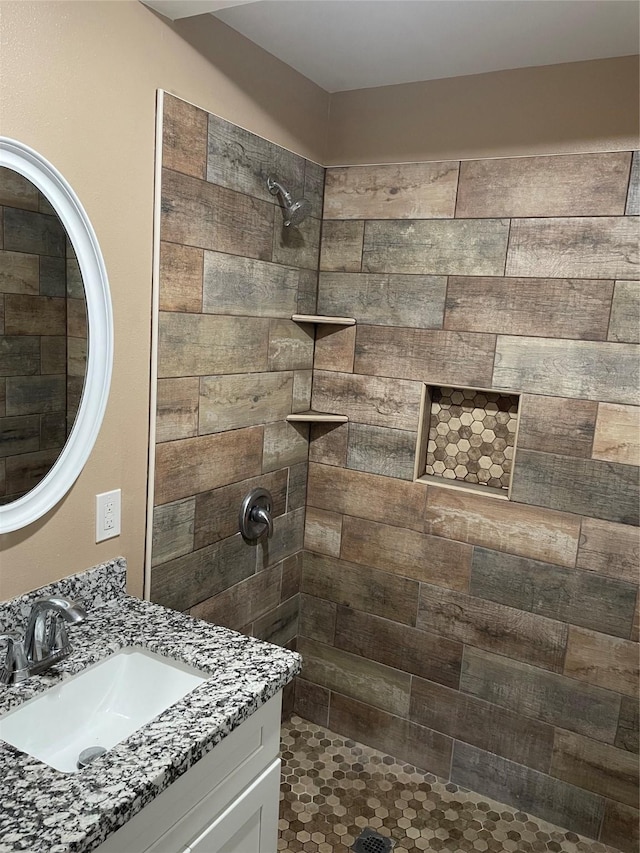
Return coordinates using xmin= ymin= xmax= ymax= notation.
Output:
xmin=143 ymin=0 xmax=640 ymax=94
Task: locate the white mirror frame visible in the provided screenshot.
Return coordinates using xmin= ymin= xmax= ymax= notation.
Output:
xmin=0 ymin=138 xmax=113 ymax=533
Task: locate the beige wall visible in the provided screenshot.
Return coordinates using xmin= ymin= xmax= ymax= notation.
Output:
xmin=0 ymin=0 xmax=329 ymax=600
xmin=327 ymin=56 xmax=640 ymax=165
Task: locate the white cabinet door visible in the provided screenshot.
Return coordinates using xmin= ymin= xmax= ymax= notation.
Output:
xmin=96 ymin=694 xmax=282 ymax=853
xmin=187 ymin=758 xmax=281 ymax=853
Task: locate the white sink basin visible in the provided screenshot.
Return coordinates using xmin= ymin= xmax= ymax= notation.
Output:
xmin=0 ymin=646 xmax=208 ymax=773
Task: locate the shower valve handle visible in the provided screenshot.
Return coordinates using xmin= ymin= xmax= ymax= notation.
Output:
xmin=239 ymin=488 xmax=274 ymax=541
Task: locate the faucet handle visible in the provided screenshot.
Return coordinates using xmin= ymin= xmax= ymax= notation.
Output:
xmin=239 ymin=488 xmax=274 ymax=541
xmin=250 ymin=504 xmax=274 ymax=538
xmin=0 ymin=633 xmax=29 ymax=685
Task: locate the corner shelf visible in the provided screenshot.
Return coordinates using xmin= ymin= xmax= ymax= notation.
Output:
xmin=289 ymin=316 xmax=353 ymax=425
xmin=292 ymin=314 xmax=355 ymax=326
xmin=286 ymin=411 xmax=348 ymax=424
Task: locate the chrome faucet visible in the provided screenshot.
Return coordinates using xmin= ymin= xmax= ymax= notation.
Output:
xmin=0 ymin=597 xmax=87 ymax=685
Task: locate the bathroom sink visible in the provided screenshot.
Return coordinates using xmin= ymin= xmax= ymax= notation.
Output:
xmin=0 ymin=646 xmax=208 ymax=773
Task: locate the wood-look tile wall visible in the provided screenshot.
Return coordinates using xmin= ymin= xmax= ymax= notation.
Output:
xmin=149 ymin=101 xmax=638 ymax=845
xmin=149 ymin=95 xmax=322 ymax=694
xmin=0 ymin=168 xmax=86 ymax=503
xmin=299 ymin=151 xmax=639 ymax=849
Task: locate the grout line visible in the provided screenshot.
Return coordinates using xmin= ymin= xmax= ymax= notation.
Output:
xmin=603 ymin=280 xmax=617 ymax=344
xmin=448 ymin=737 xmax=455 ymax=783
xmin=490 ymin=333 xmax=499 ymax=388
xmin=503 ymin=218 xmax=512 ymax=276
xmin=595 ymin=798 xmax=607 ymax=846
xmin=559 ymin=618 xmax=571 ymax=676
xmin=622 ymin=151 xmax=635 ymax=215
xmin=285 ymin=466 xmax=291 ymax=515
xmin=442 ymin=274 xmax=450 ymax=330
xmin=452 ymin=160 xmax=462 ymax=219
xmin=589 ymin=402 xmax=600 ymax=460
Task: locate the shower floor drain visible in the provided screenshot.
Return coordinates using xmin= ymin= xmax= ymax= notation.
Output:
xmin=352 ymin=827 xmax=395 ymax=853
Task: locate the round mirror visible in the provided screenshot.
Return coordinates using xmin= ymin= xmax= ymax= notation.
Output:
xmin=0 ymin=138 xmax=113 ymax=533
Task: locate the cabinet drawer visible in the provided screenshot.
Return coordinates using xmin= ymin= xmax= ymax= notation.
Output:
xmin=95 ymin=692 xmax=282 ymax=853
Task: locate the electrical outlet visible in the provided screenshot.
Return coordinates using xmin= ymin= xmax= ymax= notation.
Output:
xmin=96 ymin=489 xmax=121 ymax=542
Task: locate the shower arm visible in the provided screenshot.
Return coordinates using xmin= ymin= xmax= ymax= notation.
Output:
xmin=266 ymin=175 xmax=293 ymax=205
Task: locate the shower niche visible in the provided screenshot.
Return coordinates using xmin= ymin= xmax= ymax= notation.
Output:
xmin=415 ymin=384 xmax=521 ymax=499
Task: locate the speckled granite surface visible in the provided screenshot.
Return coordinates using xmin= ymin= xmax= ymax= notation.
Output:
xmin=0 ymin=558 xmax=127 ymax=636
xmin=0 ymin=559 xmax=301 ymax=853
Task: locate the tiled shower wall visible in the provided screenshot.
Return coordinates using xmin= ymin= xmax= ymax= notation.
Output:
xmin=149 ymin=95 xmax=323 ymax=711
xmin=149 ymin=97 xmax=639 ymax=850
xmin=0 ymin=167 xmax=85 ymax=503
xmin=296 ymin=153 xmax=639 ymax=850
xmin=298 ymin=152 xmax=640 ymax=850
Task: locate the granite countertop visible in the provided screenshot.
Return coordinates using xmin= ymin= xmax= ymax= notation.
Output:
xmin=0 ymin=559 xmax=302 ymax=853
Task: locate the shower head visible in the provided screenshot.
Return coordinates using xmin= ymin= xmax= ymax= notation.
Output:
xmin=267 ymin=174 xmax=311 ymax=227
xmin=283 ymin=196 xmax=312 ymax=228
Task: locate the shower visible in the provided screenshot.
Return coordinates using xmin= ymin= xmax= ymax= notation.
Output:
xmin=267 ymin=174 xmax=311 ymax=227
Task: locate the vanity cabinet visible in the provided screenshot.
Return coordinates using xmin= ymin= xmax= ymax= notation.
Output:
xmin=183 ymin=759 xmax=280 ymax=853
xmin=95 ymin=692 xmax=282 ymax=853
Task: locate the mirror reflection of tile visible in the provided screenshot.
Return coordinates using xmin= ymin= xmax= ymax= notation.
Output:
xmin=0 ymin=167 xmax=88 ymax=504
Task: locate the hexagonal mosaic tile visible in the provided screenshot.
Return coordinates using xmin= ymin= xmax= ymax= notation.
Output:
xmin=279 ymin=717 xmax=620 ymax=853
xmin=424 ymin=387 xmax=519 ymax=491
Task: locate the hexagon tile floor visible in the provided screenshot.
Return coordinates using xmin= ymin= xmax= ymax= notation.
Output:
xmin=278 ymin=717 xmax=621 ymax=853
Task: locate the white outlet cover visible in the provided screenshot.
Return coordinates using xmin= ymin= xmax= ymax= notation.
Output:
xmin=96 ymin=489 xmax=121 ymax=542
